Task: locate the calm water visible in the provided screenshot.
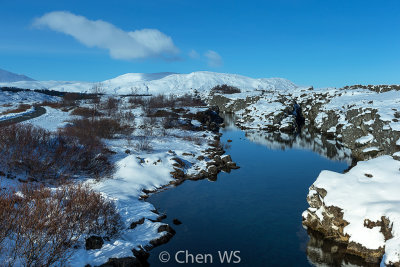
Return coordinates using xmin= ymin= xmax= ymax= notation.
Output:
xmin=147 ymin=128 xmax=349 ymax=266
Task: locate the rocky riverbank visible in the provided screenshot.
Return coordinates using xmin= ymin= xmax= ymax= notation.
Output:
xmin=209 ymin=84 xmax=400 ymax=265
xmin=95 ymin=105 xmax=240 ymax=267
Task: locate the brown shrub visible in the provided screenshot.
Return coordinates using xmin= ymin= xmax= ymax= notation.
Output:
xmin=176 ymin=94 xmax=206 ymax=107
xmin=147 ymin=94 xmax=176 ymax=109
xmin=0 ymin=124 xmax=114 ymax=181
xmin=182 ymin=135 xmax=204 ymax=146
xmin=210 ymin=84 xmax=241 ymax=94
xmin=71 ymin=107 xmax=103 ymax=117
xmin=0 ymin=183 xmax=121 ymax=266
xmin=128 ymin=96 xmax=146 ymax=107
xmin=39 ymin=101 xmax=66 ymax=109
xmin=64 ymin=118 xmax=133 ymax=141
xmin=62 ymin=92 xmax=98 ymax=106
xmin=101 ymin=96 xmax=120 ymax=116
xmin=0 ymin=103 xmax=32 ymax=115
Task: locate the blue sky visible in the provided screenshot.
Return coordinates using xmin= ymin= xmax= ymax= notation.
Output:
xmin=1 ymin=0 xmax=400 ymax=88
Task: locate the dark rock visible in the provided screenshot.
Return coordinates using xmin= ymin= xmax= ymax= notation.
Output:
xmin=130 ymin=218 xmax=145 ymax=229
xmin=99 ymin=257 xmax=143 ymax=267
xmin=85 ymin=236 xmax=104 ymax=250
xmin=226 ymin=162 xmax=240 ymax=169
xmin=170 ymin=168 xmax=185 ymax=179
xmin=157 ymin=224 xmax=176 ymax=234
xmin=171 ymin=157 xmax=185 ymax=168
xmin=132 ymin=247 xmax=150 ymax=265
xmin=213 ymin=155 xmax=222 ymax=165
xmin=146 ymin=224 xmax=176 ymax=249
xmin=173 ymin=218 xmax=182 ymax=225
xmin=207 ymin=165 xmax=218 ymax=175
xmin=221 ymin=155 xmax=232 ymax=164
xmin=149 ymin=214 xmax=167 ymax=222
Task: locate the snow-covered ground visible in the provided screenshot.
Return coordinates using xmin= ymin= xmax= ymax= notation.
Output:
xmin=0 ymin=106 xmax=35 ymax=121
xmin=22 ymin=106 xmax=77 ymax=131
xmin=0 ymin=71 xmax=297 ymax=96
xmin=0 ymin=90 xmax=56 ymax=112
xmin=209 ymin=82 xmax=400 ymax=264
xmin=7 ymin=95 xmax=219 ymax=266
xmin=2 ymin=71 xmax=400 ymax=265
xmin=303 ymin=156 xmax=400 ymax=265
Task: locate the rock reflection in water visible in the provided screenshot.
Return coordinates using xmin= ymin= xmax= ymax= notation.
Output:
xmin=222 ymin=113 xmax=353 ymax=165
xmin=221 ymin=113 xmax=370 ymax=266
xmin=306 ymin=230 xmax=378 ymax=267
xmin=244 ymin=128 xmax=353 ymax=164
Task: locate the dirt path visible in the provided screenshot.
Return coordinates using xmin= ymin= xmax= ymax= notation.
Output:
xmin=0 ymin=106 xmax=46 ymax=127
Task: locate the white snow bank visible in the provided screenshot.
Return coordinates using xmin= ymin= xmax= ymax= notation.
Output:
xmin=355 ymin=134 xmax=374 ymax=145
xmin=311 ymin=156 xmax=400 ymax=265
xmin=0 ymin=106 xmax=35 ymax=121
xmin=23 ymin=106 xmax=76 ymax=131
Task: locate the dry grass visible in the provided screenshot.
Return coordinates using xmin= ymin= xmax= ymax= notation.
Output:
xmin=0 ymin=104 xmax=32 ymax=115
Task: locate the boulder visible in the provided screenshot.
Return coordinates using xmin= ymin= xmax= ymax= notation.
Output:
xmin=85 ymin=236 xmax=104 ymax=250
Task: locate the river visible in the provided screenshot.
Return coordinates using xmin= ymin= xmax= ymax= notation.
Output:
xmin=147 ymin=124 xmax=351 ymax=266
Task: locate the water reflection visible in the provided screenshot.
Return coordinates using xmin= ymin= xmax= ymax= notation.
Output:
xmin=222 ymin=113 xmax=372 ymax=266
xmin=306 ymin=230 xmax=378 ymax=267
xmin=147 ymin=113 xmax=360 ymax=266
xmin=222 ymin=113 xmax=353 ymax=164
xmin=244 ymin=129 xmax=353 ymax=165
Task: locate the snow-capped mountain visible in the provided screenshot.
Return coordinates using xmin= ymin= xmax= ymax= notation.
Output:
xmin=0 ymin=71 xmax=297 ymax=95
xmin=0 ymin=68 xmax=35 ymax=82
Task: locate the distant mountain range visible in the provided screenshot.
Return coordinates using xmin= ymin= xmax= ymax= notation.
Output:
xmin=0 ymin=71 xmax=297 ymax=95
xmin=0 ymin=68 xmax=35 ymax=83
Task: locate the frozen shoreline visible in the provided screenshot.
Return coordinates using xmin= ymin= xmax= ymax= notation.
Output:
xmin=208 ymin=85 xmax=400 ymax=265
xmin=18 ymin=98 xmax=238 ymax=266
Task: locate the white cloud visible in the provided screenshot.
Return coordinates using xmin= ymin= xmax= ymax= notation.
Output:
xmin=188 ymin=49 xmax=200 ymax=59
xmin=204 ymin=50 xmax=223 ymax=67
xmin=33 ymin=11 xmax=179 ymax=60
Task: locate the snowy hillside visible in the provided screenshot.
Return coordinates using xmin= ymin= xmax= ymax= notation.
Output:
xmin=0 ymin=71 xmax=297 ymax=95
xmin=0 ymin=68 xmax=35 ymax=82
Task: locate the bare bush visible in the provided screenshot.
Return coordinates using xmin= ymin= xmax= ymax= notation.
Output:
xmin=182 ymin=135 xmax=204 ymax=146
xmin=0 ymin=103 xmax=32 ymax=115
xmin=0 ymin=183 xmax=121 ymax=266
xmin=0 ymin=124 xmax=114 ymax=181
xmin=147 ymin=94 xmax=176 ymax=109
xmin=62 ymin=93 xmax=81 ymax=106
xmin=117 ymin=110 xmax=135 ymax=123
xmin=176 ymin=94 xmax=206 ymax=107
xmin=135 ymin=136 xmax=152 ymax=151
xmin=102 ymin=96 xmax=120 ymax=116
xmin=141 ymin=117 xmax=158 ymax=137
xmin=64 ymin=118 xmax=133 ymax=141
xmin=128 ymin=96 xmax=146 ymax=107
xmin=210 ymin=84 xmax=241 ymax=94
xmin=39 ymin=101 xmax=67 ymax=110
xmin=161 ymin=116 xmax=179 ymax=129
xmin=71 ymin=107 xmax=103 ymax=117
